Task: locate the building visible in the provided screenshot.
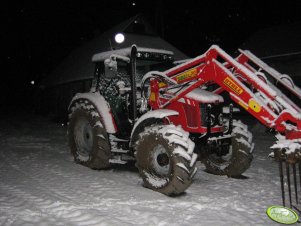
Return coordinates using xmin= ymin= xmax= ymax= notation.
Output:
xmin=40 ymin=14 xmax=188 ymax=121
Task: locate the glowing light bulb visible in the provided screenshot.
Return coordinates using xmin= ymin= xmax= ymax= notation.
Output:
xmin=115 ymin=33 xmax=125 ymax=44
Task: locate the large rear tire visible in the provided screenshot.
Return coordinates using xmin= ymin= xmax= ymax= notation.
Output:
xmin=68 ymin=99 xmax=111 ymax=169
xmin=203 ymin=120 xmax=254 ymax=177
xmin=135 ymin=124 xmax=197 ymax=196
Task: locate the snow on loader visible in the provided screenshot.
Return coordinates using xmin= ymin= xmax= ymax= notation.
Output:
xmin=68 ymin=45 xmax=300 ymax=203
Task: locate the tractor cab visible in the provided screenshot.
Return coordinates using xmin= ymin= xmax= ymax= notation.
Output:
xmin=91 ymin=46 xmax=174 ymax=85
xmin=90 ymin=46 xmax=176 ymax=138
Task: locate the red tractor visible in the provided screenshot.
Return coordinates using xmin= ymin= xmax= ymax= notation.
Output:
xmin=68 ymin=45 xmax=300 ymax=200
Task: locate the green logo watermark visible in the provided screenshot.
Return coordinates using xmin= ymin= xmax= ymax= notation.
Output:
xmin=266 ymin=206 xmax=299 ymax=224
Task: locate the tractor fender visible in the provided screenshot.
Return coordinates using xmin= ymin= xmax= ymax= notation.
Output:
xmin=130 ymin=109 xmax=179 ymax=148
xmin=68 ymin=92 xmax=117 ymax=133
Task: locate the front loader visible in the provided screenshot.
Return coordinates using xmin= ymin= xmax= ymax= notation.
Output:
xmin=67 ymin=45 xmax=300 ymax=207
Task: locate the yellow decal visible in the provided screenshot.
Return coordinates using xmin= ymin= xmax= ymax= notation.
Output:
xmin=223 ymin=77 xmax=243 ymax=95
xmin=176 ymin=68 xmax=198 ymax=82
xmin=158 ymin=82 xmax=166 ymax=88
xmin=150 ymin=92 xmax=156 ymax=102
xmin=249 ymin=99 xmax=261 ymax=113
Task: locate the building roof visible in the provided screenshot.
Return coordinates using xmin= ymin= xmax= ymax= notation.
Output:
xmin=43 ymin=14 xmax=187 ymax=86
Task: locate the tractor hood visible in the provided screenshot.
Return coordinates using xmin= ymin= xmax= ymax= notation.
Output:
xmin=185 ymin=89 xmax=224 ymax=103
xmin=169 ymin=87 xmax=224 ymax=104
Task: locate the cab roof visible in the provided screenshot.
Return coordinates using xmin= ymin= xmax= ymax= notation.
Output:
xmin=92 ymin=46 xmax=174 ymax=63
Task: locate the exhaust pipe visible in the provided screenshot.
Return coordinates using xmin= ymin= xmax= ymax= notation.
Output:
xmin=130 ymin=45 xmax=138 ymax=123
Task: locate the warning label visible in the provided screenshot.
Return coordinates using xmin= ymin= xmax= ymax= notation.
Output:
xmin=223 ymin=77 xmax=243 ymax=95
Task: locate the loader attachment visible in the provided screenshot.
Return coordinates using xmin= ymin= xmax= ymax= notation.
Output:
xmin=142 ymin=44 xmax=301 ymax=207
xmin=271 ymin=140 xmax=301 ymax=215
xmin=237 ymin=49 xmax=301 ymax=214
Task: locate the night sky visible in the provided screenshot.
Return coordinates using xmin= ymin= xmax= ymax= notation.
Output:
xmin=4 ymin=0 xmax=301 ymax=111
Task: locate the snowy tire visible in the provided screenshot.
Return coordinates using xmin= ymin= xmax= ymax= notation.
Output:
xmin=135 ymin=124 xmax=197 ymax=196
xmin=68 ymin=99 xmax=111 ymax=169
xmin=204 ymin=120 xmax=254 ymax=177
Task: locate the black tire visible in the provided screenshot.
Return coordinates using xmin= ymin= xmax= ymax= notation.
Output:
xmin=68 ymin=99 xmax=111 ymax=169
xmin=135 ymin=124 xmax=197 ymax=196
xmin=203 ymin=120 xmax=254 ymax=177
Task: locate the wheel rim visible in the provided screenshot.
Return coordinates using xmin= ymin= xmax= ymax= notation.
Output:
xmin=151 ymin=144 xmax=170 ymax=176
xmin=74 ymin=117 xmax=93 ymax=157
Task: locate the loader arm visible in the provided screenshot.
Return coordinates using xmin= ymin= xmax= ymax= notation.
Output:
xmin=146 ymin=45 xmax=301 ymax=140
xmin=207 ymin=47 xmax=301 ymax=137
xmin=141 ymin=45 xmax=301 ymax=209
xmin=142 ymin=45 xmax=301 ymax=211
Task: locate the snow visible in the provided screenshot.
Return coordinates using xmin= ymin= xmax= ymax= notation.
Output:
xmin=0 ymin=114 xmax=289 ymax=225
xmin=187 ymin=139 xmax=195 ymax=155
xmin=239 ymin=49 xmax=301 ymax=99
xmin=173 ymin=59 xmax=192 ymax=65
xmin=211 ymin=45 xmax=277 ymax=98
xmin=270 ymin=137 xmax=301 ymax=155
xmin=278 ymin=109 xmax=301 ymax=120
xmin=208 ymin=134 xmax=232 ymax=142
xmin=165 ymin=134 xmax=189 ymax=149
xmin=163 ymin=126 xmax=188 ymax=139
xmin=141 ymin=71 xmax=177 ymax=88
xmin=96 ymin=134 xmax=105 ymax=139
xmin=109 ymin=135 xmax=129 ymax=154
xmin=93 ymin=121 xmax=103 ymax=128
xmin=173 ymin=147 xmax=192 ymax=161
xmin=77 ymin=153 xmax=89 ymax=162
xmin=144 ymin=171 xmax=169 ymax=188
xmin=168 ymin=88 xmax=224 ymax=103
xmin=190 ymin=153 xmax=198 ymax=168
xmin=176 ymin=163 xmax=190 ymax=173
xmin=233 ymin=120 xmax=248 ymax=131
xmin=236 ymin=137 xmax=252 ymax=148
xmin=109 ymin=156 xmax=127 ymax=164
xmin=275 ymin=96 xmax=299 ymax=115
xmin=70 ymin=92 xmax=116 ymax=133
xmin=131 ymin=109 xmax=179 ymax=138
xmin=255 ymin=91 xmax=281 ymax=113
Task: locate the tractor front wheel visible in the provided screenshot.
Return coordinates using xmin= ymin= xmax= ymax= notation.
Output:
xmin=135 ymin=124 xmax=197 ymax=196
xmin=203 ymin=120 xmax=254 ymax=177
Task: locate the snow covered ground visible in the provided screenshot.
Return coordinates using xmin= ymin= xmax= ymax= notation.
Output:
xmin=0 ymin=114 xmax=287 ymax=225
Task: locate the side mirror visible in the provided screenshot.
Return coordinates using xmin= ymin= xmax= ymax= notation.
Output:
xmin=104 ymin=57 xmax=118 ymax=78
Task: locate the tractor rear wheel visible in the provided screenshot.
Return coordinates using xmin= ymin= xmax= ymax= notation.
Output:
xmin=203 ymin=120 xmax=254 ymax=177
xmin=68 ymin=99 xmax=111 ymax=169
xmin=135 ymin=124 xmax=197 ymax=196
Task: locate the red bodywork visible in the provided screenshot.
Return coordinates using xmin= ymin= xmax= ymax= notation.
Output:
xmin=147 ymin=45 xmax=301 ymax=140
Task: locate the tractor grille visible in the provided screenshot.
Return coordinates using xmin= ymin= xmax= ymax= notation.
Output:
xmin=183 ymin=104 xmax=199 ymax=128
